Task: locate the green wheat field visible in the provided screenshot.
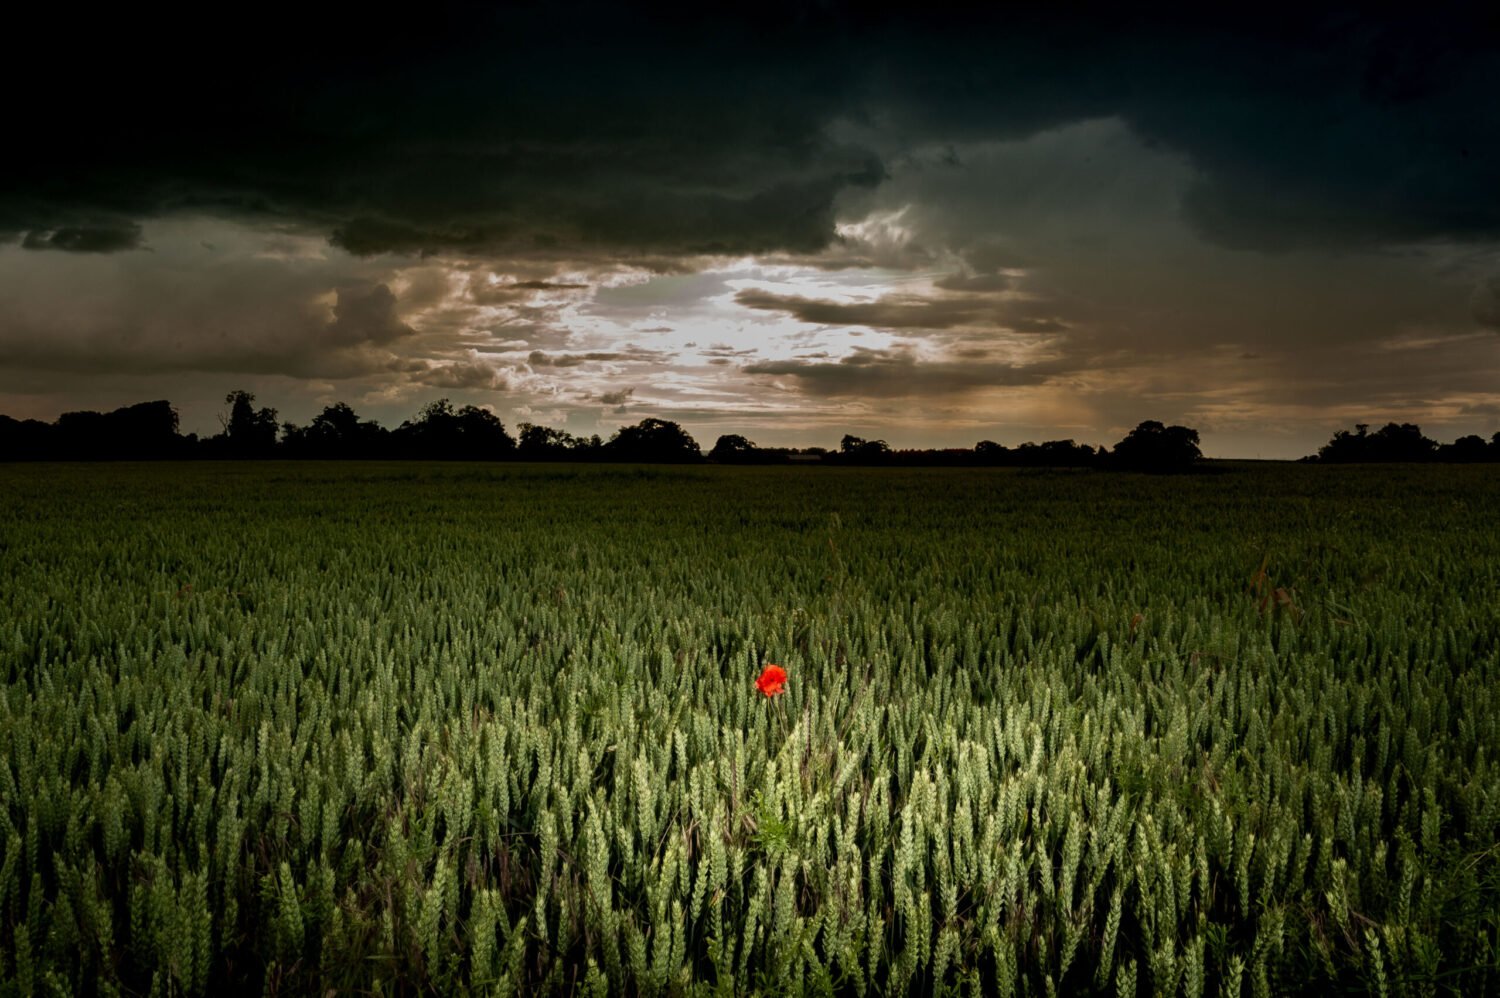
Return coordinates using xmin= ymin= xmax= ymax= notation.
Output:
xmin=2 ymin=462 xmax=1498 ymax=996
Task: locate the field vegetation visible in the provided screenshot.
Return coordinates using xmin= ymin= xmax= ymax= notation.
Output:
xmin=1 ymin=462 xmax=1497 ymax=995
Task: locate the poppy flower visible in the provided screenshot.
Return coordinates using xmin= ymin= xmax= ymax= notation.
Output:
xmin=755 ymin=664 xmax=787 ymax=697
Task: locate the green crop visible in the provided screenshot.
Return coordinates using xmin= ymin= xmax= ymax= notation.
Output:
xmin=1 ymin=462 xmax=1497 ymax=995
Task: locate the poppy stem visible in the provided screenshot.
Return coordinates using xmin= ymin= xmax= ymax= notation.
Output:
xmin=774 ymin=692 xmax=789 ymax=747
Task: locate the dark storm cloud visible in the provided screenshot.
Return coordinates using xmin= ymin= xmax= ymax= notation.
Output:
xmin=527 ymin=348 xmax=671 ymax=368
xmin=513 ymin=281 xmax=589 ymax=291
xmin=4 ymin=3 xmax=1496 ymax=259
xmin=598 ymin=388 xmax=635 ymax=406
xmin=325 ymin=284 xmax=414 ymax=347
xmin=863 ymin=6 xmax=1500 ymax=251
xmin=743 ymin=347 xmax=1068 ymax=398
xmin=414 ymin=357 xmax=510 ymax=391
xmin=0 ymin=3 xmax=881 ymax=259
xmin=20 ymin=222 xmax=144 ymax=254
xmin=1008 ymin=317 xmax=1069 ymax=334
xmin=328 ymin=219 xmax=504 ymax=259
xmin=1473 ymin=274 xmax=1500 ymax=329
xmin=735 ymin=289 xmax=992 ymax=330
xmin=734 ymin=287 xmax=1065 ymax=336
xmin=0 ymin=224 xmax=439 ymax=381
xmin=932 ymin=272 xmax=1012 ymax=293
xmin=701 ymin=344 xmax=758 ymax=359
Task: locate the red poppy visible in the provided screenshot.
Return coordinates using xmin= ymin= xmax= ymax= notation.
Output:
xmin=755 ymin=664 xmax=787 ymax=697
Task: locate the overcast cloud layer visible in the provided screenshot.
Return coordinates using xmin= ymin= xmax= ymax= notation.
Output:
xmin=3 ymin=2 xmax=1498 ymax=456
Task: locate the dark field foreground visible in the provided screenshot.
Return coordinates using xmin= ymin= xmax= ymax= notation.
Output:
xmin=1 ymin=463 xmax=1498 ymax=995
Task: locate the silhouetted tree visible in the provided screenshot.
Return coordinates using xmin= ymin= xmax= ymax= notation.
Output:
xmin=974 ymin=440 xmax=1011 ymax=465
xmin=1316 ymin=423 xmax=1373 ymax=462
xmin=0 ymin=414 xmax=57 ymax=460
xmin=217 ymin=390 xmax=279 ymax=457
xmin=837 ymin=434 xmax=892 ymax=464
xmin=1369 ymin=422 xmax=1437 ymax=462
xmin=1437 ymin=434 xmax=1491 ymax=463
xmin=891 ymin=447 xmax=978 ymax=466
xmin=114 ymin=400 xmax=183 ymax=458
xmin=394 ymin=398 xmax=457 ymax=455
xmin=392 ymin=399 xmax=515 ymax=459
xmin=45 ymin=400 xmax=183 ymax=459
xmin=710 ymin=434 xmax=765 ymax=464
xmin=1041 ymin=439 xmax=1097 ymax=466
xmin=1315 ymin=422 xmax=1438 ymax=462
xmin=1110 ymin=420 xmax=1202 ymax=472
xmin=518 ymin=423 xmax=592 ymax=459
xmin=455 ymin=404 xmax=515 ymax=455
xmin=53 ymin=410 xmax=109 ymax=458
xmin=606 ymin=418 xmax=701 ymax=463
xmin=282 ymin=402 xmax=389 ymax=458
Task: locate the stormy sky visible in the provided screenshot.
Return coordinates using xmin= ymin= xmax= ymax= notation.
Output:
xmin=3 ymin=2 xmax=1498 ymax=457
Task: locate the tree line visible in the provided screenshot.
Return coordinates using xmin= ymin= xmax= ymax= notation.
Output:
xmin=1304 ymin=422 xmax=1500 ymax=463
xmin=0 ymin=391 xmax=1224 ymax=471
xmin=18 ymin=393 xmax=1497 ymax=468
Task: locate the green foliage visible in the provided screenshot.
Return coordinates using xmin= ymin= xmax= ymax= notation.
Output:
xmin=0 ymin=462 xmax=1498 ymax=993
